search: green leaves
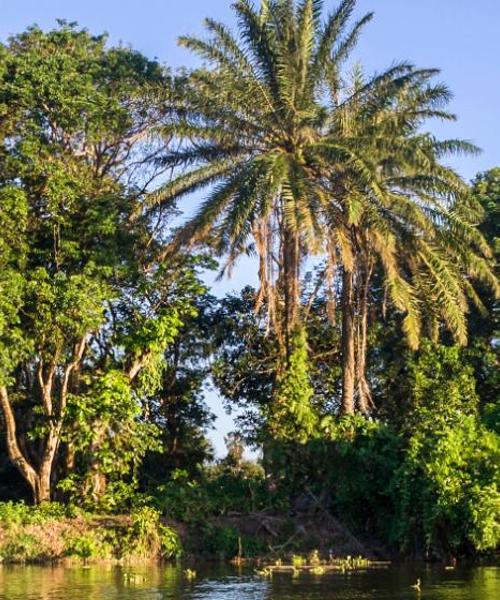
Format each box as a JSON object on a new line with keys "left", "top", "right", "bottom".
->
{"left": 26, "top": 266, "right": 110, "bottom": 345}
{"left": 393, "top": 341, "right": 500, "bottom": 554}
{"left": 270, "top": 327, "right": 317, "bottom": 442}
{"left": 0, "top": 23, "right": 203, "bottom": 503}
{"left": 0, "top": 187, "right": 30, "bottom": 385}
{"left": 63, "top": 370, "right": 161, "bottom": 504}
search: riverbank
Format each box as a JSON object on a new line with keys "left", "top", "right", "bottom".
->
{"left": 177, "top": 510, "right": 385, "bottom": 561}
{"left": 4, "top": 501, "right": 498, "bottom": 567}
{"left": 0, "top": 503, "right": 181, "bottom": 564}
{"left": 0, "top": 501, "right": 387, "bottom": 566}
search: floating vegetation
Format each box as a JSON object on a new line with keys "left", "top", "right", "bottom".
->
{"left": 255, "top": 552, "right": 390, "bottom": 579}
{"left": 184, "top": 569, "right": 197, "bottom": 580}
{"left": 291, "top": 555, "right": 306, "bottom": 567}
{"left": 122, "top": 572, "right": 147, "bottom": 583}
{"left": 255, "top": 567, "right": 273, "bottom": 578}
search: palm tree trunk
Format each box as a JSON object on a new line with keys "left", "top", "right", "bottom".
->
{"left": 283, "top": 224, "right": 301, "bottom": 360}
{"left": 341, "top": 267, "right": 356, "bottom": 415}
{"left": 356, "top": 260, "right": 373, "bottom": 414}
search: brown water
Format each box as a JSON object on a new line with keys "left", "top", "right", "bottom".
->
{"left": 0, "top": 564, "right": 499, "bottom": 599}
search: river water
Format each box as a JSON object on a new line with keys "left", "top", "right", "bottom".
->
{"left": 0, "top": 563, "right": 499, "bottom": 599}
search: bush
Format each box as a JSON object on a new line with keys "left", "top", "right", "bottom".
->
{"left": 121, "top": 507, "right": 182, "bottom": 560}
{"left": 265, "top": 416, "right": 401, "bottom": 539}
{"left": 198, "top": 524, "right": 239, "bottom": 558}
{"left": 64, "top": 532, "right": 110, "bottom": 561}
{"left": 153, "top": 470, "right": 209, "bottom": 522}
{"left": 392, "top": 343, "right": 500, "bottom": 557}
{"left": 394, "top": 412, "right": 500, "bottom": 556}
{"left": 0, "top": 502, "right": 81, "bottom": 562}
{"left": 159, "top": 525, "right": 183, "bottom": 560}
{"left": 0, "top": 502, "right": 182, "bottom": 563}
{"left": 203, "top": 462, "right": 270, "bottom": 515}
{"left": 1, "top": 534, "right": 40, "bottom": 562}
{"left": 153, "top": 464, "right": 272, "bottom": 523}
{"left": 0, "top": 501, "right": 72, "bottom": 527}
{"left": 0, "top": 501, "right": 31, "bottom": 526}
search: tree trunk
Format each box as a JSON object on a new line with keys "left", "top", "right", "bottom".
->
{"left": 1, "top": 385, "right": 66, "bottom": 503}
{"left": 282, "top": 225, "right": 300, "bottom": 360}
{"left": 89, "top": 423, "right": 107, "bottom": 501}
{"left": 1, "top": 340, "right": 85, "bottom": 504}
{"left": 356, "top": 260, "right": 374, "bottom": 415}
{"left": 0, "top": 386, "right": 52, "bottom": 503}
{"left": 1, "top": 386, "right": 38, "bottom": 491}
{"left": 341, "top": 268, "right": 356, "bottom": 415}
{"left": 34, "top": 468, "right": 52, "bottom": 504}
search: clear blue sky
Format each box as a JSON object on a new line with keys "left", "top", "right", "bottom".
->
{"left": 2, "top": 1, "right": 499, "bottom": 456}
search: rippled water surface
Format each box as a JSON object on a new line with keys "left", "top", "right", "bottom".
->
{"left": 0, "top": 564, "right": 499, "bottom": 599}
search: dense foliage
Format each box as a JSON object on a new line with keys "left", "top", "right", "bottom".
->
{"left": 0, "top": 1, "right": 498, "bottom": 563}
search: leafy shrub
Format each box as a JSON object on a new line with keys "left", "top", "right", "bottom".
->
{"left": 203, "top": 462, "right": 270, "bottom": 515}
{"left": 265, "top": 416, "right": 400, "bottom": 538}
{"left": 394, "top": 412, "right": 500, "bottom": 556}
{"left": 321, "top": 416, "right": 401, "bottom": 538}
{"left": 199, "top": 524, "right": 240, "bottom": 558}
{"left": 64, "top": 532, "right": 110, "bottom": 561}
{"left": 153, "top": 470, "right": 209, "bottom": 522}
{"left": 0, "top": 501, "right": 31, "bottom": 526}
{"left": 0, "top": 501, "right": 78, "bottom": 527}
{"left": 393, "top": 343, "right": 500, "bottom": 557}
{"left": 159, "top": 525, "right": 183, "bottom": 559}
{"left": 0, "top": 502, "right": 182, "bottom": 563}
{"left": 121, "top": 507, "right": 182, "bottom": 560}
{"left": 1, "top": 533, "right": 40, "bottom": 562}
{"left": 194, "top": 523, "right": 264, "bottom": 559}
{"left": 154, "top": 464, "right": 272, "bottom": 523}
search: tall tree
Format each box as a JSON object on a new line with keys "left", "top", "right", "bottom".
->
{"left": 146, "top": 0, "right": 459, "bottom": 432}
{"left": 140, "top": 284, "right": 217, "bottom": 488}
{"left": 149, "top": 0, "right": 497, "bottom": 420}
{"left": 319, "top": 67, "right": 498, "bottom": 414}
{"left": 148, "top": 0, "right": 380, "bottom": 352}
{"left": 0, "top": 23, "right": 179, "bottom": 503}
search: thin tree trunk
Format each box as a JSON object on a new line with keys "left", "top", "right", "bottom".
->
{"left": 65, "top": 442, "right": 76, "bottom": 472}
{"left": 356, "top": 260, "right": 374, "bottom": 414}
{"left": 0, "top": 386, "right": 40, "bottom": 499}
{"left": 282, "top": 225, "right": 300, "bottom": 360}
{"left": 341, "top": 268, "right": 356, "bottom": 415}
{"left": 89, "top": 423, "right": 107, "bottom": 501}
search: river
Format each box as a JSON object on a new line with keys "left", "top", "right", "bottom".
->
{"left": 0, "top": 563, "right": 498, "bottom": 599}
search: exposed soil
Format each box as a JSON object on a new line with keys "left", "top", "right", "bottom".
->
{"left": 167, "top": 510, "right": 390, "bottom": 560}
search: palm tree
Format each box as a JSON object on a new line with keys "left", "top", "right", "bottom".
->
{"left": 148, "top": 0, "right": 498, "bottom": 421}
{"left": 320, "top": 67, "right": 499, "bottom": 414}
{"left": 149, "top": 0, "right": 387, "bottom": 358}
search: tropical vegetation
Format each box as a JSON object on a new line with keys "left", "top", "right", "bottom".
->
{"left": 0, "top": 1, "right": 498, "bottom": 563}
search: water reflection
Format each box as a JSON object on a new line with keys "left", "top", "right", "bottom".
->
{"left": 0, "top": 564, "right": 498, "bottom": 599}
